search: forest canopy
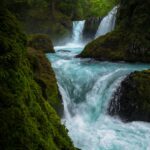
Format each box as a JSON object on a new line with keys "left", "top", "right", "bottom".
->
{"left": 0, "top": 0, "right": 118, "bottom": 43}
{"left": 3, "top": 0, "right": 118, "bottom": 19}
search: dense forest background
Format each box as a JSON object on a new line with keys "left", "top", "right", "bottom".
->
{"left": 2, "top": 0, "right": 118, "bottom": 43}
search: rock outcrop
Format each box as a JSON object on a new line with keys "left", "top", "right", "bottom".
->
{"left": 108, "top": 70, "right": 150, "bottom": 122}
{"left": 83, "top": 17, "right": 102, "bottom": 41}
{"left": 79, "top": 0, "right": 150, "bottom": 63}
{"left": 0, "top": 9, "right": 76, "bottom": 150}
{"left": 28, "top": 34, "right": 55, "bottom": 53}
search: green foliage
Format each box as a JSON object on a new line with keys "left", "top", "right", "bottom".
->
{"left": 83, "top": 0, "right": 118, "bottom": 17}
{"left": 1, "top": 0, "right": 118, "bottom": 43}
{"left": 27, "top": 47, "right": 64, "bottom": 116}
{"left": 0, "top": 9, "right": 76, "bottom": 150}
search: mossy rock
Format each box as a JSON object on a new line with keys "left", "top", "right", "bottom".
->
{"left": 27, "top": 47, "right": 63, "bottom": 116}
{"left": 108, "top": 70, "right": 150, "bottom": 122}
{"left": 79, "top": 31, "right": 126, "bottom": 61}
{"left": 0, "top": 9, "right": 76, "bottom": 150}
{"left": 79, "top": 0, "right": 150, "bottom": 63}
{"left": 28, "top": 34, "right": 55, "bottom": 53}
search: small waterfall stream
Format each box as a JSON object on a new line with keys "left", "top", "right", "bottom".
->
{"left": 72, "top": 20, "right": 85, "bottom": 43}
{"left": 95, "top": 6, "right": 118, "bottom": 38}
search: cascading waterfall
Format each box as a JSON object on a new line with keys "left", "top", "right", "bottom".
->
{"left": 48, "top": 6, "right": 150, "bottom": 150}
{"left": 95, "top": 6, "right": 118, "bottom": 38}
{"left": 54, "top": 21, "right": 85, "bottom": 50}
{"left": 47, "top": 45, "right": 150, "bottom": 150}
{"left": 72, "top": 20, "right": 85, "bottom": 43}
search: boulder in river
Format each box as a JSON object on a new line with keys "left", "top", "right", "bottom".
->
{"left": 108, "top": 70, "right": 150, "bottom": 122}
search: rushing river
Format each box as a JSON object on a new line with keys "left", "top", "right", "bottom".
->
{"left": 47, "top": 45, "right": 150, "bottom": 150}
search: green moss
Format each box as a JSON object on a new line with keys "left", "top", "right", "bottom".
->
{"left": 109, "top": 70, "right": 150, "bottom": 122}
{"left": 0, "top": 9, "right": 76, "bottom": 150}
{"left": 6, "top": 0, "right": 73, "bottom": 43}
{"left": 5, "top": 0, "right": 118, "bottom": 43}
{"left": 80, "top": 0, "right": 150, "bottom": 63}
{"left": 27, "top": 47, "right": 63, "bottom": 116}
{"left": 79, "top": 31, "right": 126, "bottom": 61}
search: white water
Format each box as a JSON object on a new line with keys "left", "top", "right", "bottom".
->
{"left": 72, "top": 21, "right": 85, "bottom": 43}
{"left": 95, "top": 6, "right": 118, "bottom": 38}
{"left": 47, "top": 8, "right": 150, "bottom": 150}
{"left": 47, "top": 46, "right": 150, "bottom": 150}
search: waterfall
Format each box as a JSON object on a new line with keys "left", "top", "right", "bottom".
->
{"left": 49, "top": 7, "right": 150, "bottom": 149}
{"left": 72, "top": 21, "right": 85, "bottom": 43}
{"left": 48, "top": 48, "right": 150, "bottom": 150}
{"left": 95, "top": 6, "right": 118, "bottom": 38}
{"left": 48, "top": 44, "right": 150, "bottom": 150}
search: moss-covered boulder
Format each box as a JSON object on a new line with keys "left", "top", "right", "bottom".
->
{"left": 27, "top": 47, "right": 63, "bottom": 116}
{"left": 79, "top": 31, "right": 126, "bottom": 61}
{"left": 28, "top": 34, "right": 55, "bottom": 53}
{"left": 108, "top": 70, "right": 150, "bottom": 122}
{"left": 79, "top": 0, "right": 150, "bottom": 63}
{"left": 0, "top": 9, "right": 76, "bottom": 150}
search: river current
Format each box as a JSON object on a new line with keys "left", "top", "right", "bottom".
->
{"left": 47, "top": 45, "right": 150, "bottom": 150}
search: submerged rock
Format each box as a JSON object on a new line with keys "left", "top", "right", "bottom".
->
{"left": 57, "top": 49, "right": 71, "bottom": 53}
{"left": 108, "top": 70, "right": 150, "bottom": 122}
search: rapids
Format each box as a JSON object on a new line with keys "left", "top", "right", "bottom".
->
{"left": 47, "top": 11, "right": 150, "bottom": 150}
{"left": 47, "top": 45, "right": 150, "bottom": 150}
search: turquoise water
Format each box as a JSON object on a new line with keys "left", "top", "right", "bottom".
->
{"left": 47, "top": 45, "right": 150, "bottom": 150}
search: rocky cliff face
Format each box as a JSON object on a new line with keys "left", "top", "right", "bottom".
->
{"left": 83, "top": 17, "right": 102, "bottom": 41}
{"left": 0, "top": 9, "right": 76, "bottom": 150}
{"left": 79, "top": 0, "right": 150, "bottom": 62}
{"left": 27, "top": 34, "right": 63, "bottom": 116}
{"left": 108, "top": 70, "right": 150, "bottom": 122}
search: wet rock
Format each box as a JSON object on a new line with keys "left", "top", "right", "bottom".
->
{"left": 108, "top": 70, "right": 150, "bottom": 122}
{"left": 83, "top": 17, "right": 102, "bottom": 41}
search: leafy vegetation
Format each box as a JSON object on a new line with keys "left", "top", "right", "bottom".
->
{"left": 2, "top": 0, "right": 118, "bottom": 43}
{"left": 84, "top": 0, "right": 118, "bottom": 17}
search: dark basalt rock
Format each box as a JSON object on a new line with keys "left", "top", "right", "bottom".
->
{"left": 83, "top": 17, "right": 102, "bottom": 41}
{"left": 108, "top": 70, "right": 150, "bottom": 122}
